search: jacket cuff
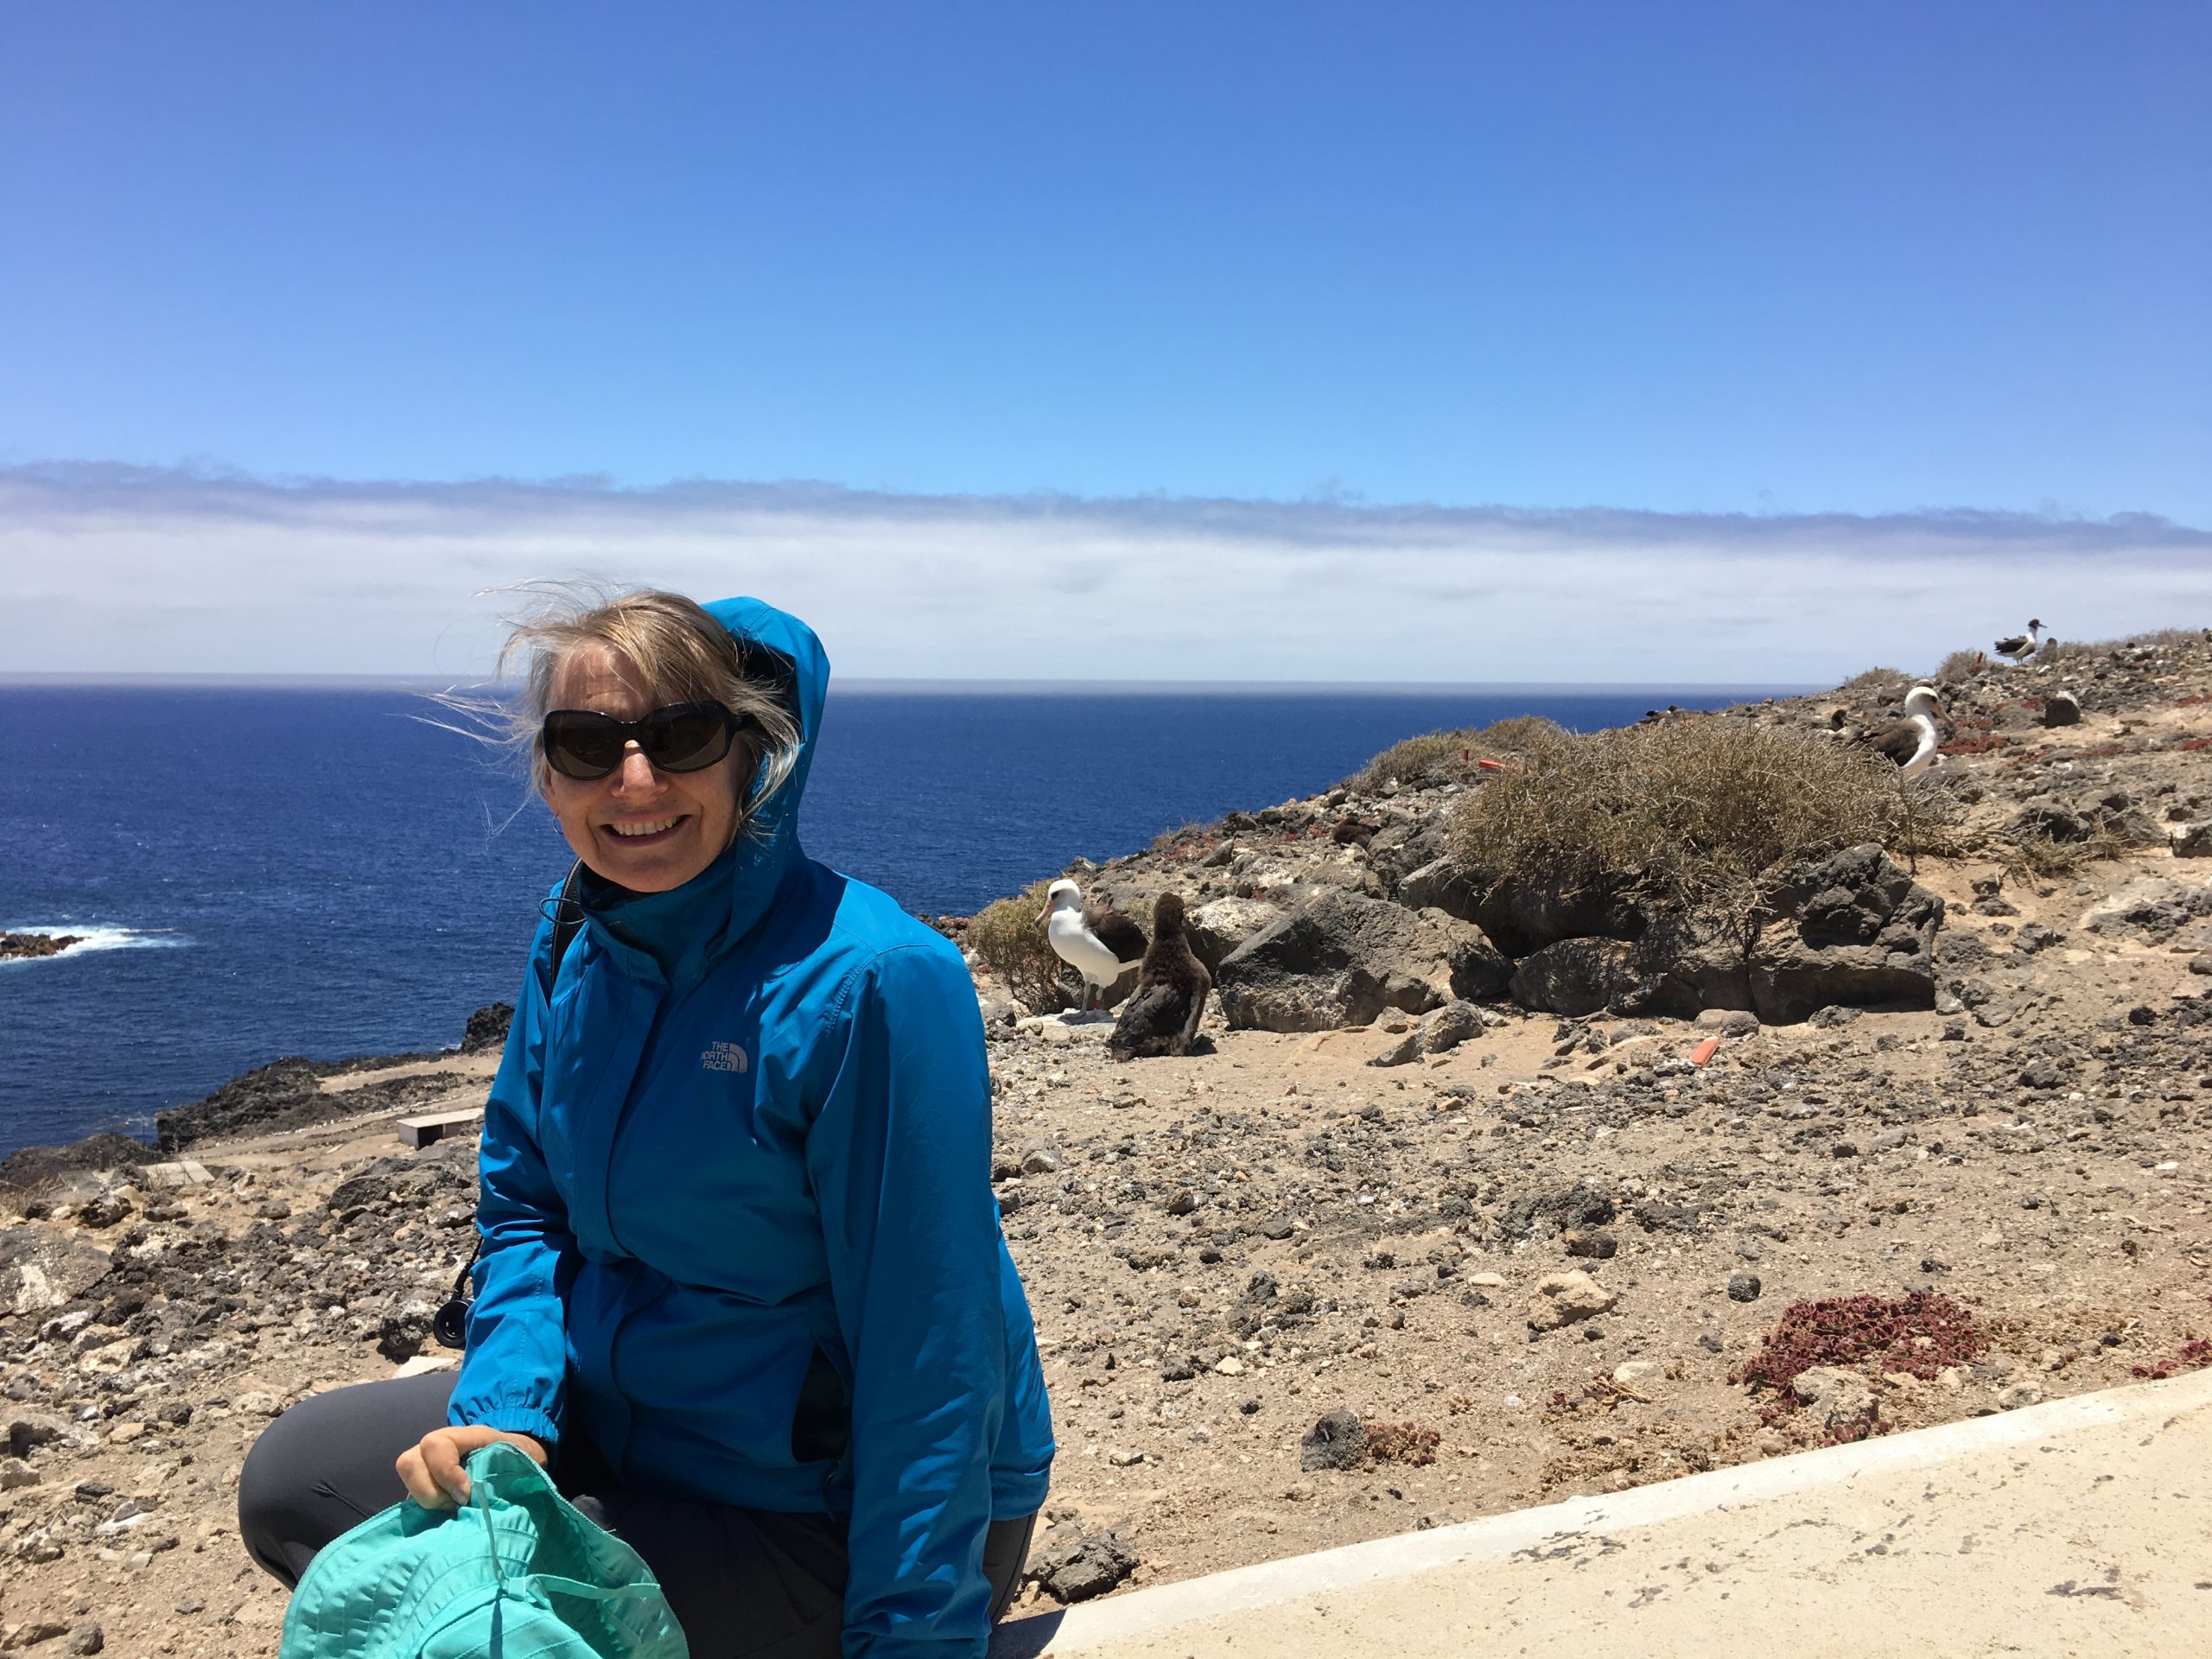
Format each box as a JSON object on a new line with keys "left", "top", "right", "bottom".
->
{"left": 451, "top": 1401, "right": 561, "bottom": 1447}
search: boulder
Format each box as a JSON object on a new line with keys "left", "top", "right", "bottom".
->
{"left": 2174, "top": 823, "right": 2212, "bottom": 859}
{"left": 1395, "top": 856, "right": 1484, "bottom": 922}
{"left": 0, "top": 1224, "right": 112, "bottom": 1317}
{"left": 1474, "top": 875, "right": 1642, "bottom": 958}
{"left": 1744, "top": 843, "right": 1944, "bottom": 1024}
{"left": 1215, "top": 890, "right": 1510, "bottom": 1033}
{"left": 2010, "top": 791, "right": 2159, "bottom": 849}
{"left": 1367, "top": 819, "right": 1452, "bottom": 893}
{"left": 1184, "top": 896, "right": 1281, "bottom": 973}
{"left": 1416, "top": 1000, "right": 1484, "bottom": 1055}
{"left": 1509, "top": 938, "right": 1645, "bottom": 1018}
{"left": 1502, "top": 849, "right": 1942, "bottom": 1023}
{"left": 2039, "top": 690, "right": 2082, "bottom": 727}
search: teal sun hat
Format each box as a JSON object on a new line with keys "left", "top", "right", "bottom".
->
{"left": 279, "top": 1441, "right": 689, "bottom": 1659}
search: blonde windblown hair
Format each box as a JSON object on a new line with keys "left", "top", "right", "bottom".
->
{"left": 441, "top": 584, "right": 804, "bottom": 827}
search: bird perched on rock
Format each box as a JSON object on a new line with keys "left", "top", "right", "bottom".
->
{"left": 1993, "top": 619, "right": 2047, "bottom": 664}
{"left": 1039, "top": 879, "right": 1147, "bottom": 1012}
{"left": 1109, "top": 893, "right": 1212, "bottom": 1058}
{"left": 1859, "top": 684, "right": 1944, "bottom": 774}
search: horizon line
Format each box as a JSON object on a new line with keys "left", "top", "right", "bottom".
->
{"left": 0, "top": 671, "right": 1827, "bottom": 696}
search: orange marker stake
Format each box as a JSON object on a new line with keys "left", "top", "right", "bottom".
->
{"left": 1690, "top": 1036, "right": 1722, "bottom": 1067}
{"left": 1477, "top": 758, "right": 1506, "bottom": 772}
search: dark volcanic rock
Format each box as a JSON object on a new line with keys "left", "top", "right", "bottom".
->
{"left": 1215, "top": 890, "right": 1510, "bottom": 1032}
{"left": 1474, "top": 875, "right": 1642, "bottom": 959}
{"left": 1510, "top": 938, "right": 1644, "bottom": 1019}
{"left": 326, "top": 1148, "right": 477, "bottom": 1218}
{"left": 1300, "top": 1408, "right": 1369, "bottom": 1471}
{"left": 160, "top": 1060, "right": 475, "bottom": 1150}
{"left": 155, "top": 1057, "right": 328, "bottom": 1151}
{"left": 1501, "top": 845, "right": 1943, "bottom": 1024}
{"left": 1032, "top": 1526, "right": 1139, "bottom": 1603}
{"left": 1395, "top": 856, "right": 1484, "bottom": 922}
{"left": 0, "top": 931, "right": 85, "bottom": 961}
{"left": 1745, "top": 844, "right": 1945, "bottom": 1024}
{"left": 461, "top": 1004, "right": 515, "bottom": 1054}
{"left": 1495, "top": 1181, "right": 1616, "bottom": 1242}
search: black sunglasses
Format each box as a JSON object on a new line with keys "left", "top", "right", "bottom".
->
{"left": 540, "top": 701, "right": 744, "bottom": 781}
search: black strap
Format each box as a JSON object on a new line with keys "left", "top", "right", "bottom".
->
{"left": 434, "top": 863, "right": 589, "bottom": 1352}
{"left": 543, "top": 861, "right": 588, "bottom": 997}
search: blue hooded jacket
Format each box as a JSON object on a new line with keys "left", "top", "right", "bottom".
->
{"left": 448, "top": 597, "right": 1056, "bottom": 1658}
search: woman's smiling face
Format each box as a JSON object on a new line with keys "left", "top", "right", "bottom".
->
{"left": 539, "top": 644, "right": 748, "bottom": 893}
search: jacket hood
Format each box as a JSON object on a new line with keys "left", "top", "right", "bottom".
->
{"left": 704, "top": 594, "right": 830, "bottom": 849}
{"left": 580, "top": 596, "right": 830, "bottom": 984}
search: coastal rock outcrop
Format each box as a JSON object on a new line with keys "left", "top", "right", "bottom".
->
{"left": 1214, "top": 890, "right": 1510, "bottom": 1032}
{"left": 0, "top": 932, "right": 84, "bottom": 962}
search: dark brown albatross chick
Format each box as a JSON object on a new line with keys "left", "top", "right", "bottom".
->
{"left": 1109, "top": 893, "right": 1212, "bottom": 1058}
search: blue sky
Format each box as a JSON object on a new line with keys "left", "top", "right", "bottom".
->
{"left": 2, "top": 5, "right": 2207, "bottom": 677}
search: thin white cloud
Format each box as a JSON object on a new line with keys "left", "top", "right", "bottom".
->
{"left": 2, "top": 462, "right": 2205, "bottom": 683}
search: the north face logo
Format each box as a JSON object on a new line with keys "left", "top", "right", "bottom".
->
{"left": 702, "top": 1041, "right": 750, "bottom": 1074}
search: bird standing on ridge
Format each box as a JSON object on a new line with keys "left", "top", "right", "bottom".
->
{"left": 1993, "top": 620, "right": 2048, "bottom": 664}
{"left": 1109, "top": 893, "right": 1213, "bottom": 1058}
{"left": 1859, "top": 685, "right": 1945, "bottom": 775}
{"left": 1039, "top": 879, "right": 1148, "bottom": 1012}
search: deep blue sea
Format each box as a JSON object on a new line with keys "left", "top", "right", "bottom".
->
{"left": 0, "top": 683, "right": 1787, "bottom": 1155}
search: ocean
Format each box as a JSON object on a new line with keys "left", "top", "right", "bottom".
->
{"left": 0, "top": 682, "right": 1789, "bottom": 1156}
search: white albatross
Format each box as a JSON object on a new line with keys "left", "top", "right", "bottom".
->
{"left": 1860, "top": 684, "right": 1944, "bottom": 776}
{"left": 1039, "top": 879, "right": 1148, "bottom": 1012}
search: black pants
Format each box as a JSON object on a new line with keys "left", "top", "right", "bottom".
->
{"left": 237, "top": 1372, "right": 1035, "bottom": 1659}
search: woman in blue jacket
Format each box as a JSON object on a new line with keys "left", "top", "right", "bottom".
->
{"left": 239, "top": 590, "right": 1056, "bottom": 1658}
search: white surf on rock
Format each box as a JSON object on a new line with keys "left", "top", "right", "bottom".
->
{"left": 0, "top": 925, "right": 189, "bottom": 964}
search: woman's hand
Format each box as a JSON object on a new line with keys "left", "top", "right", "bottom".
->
{"left": 395, "top": 1425, "right": 548, "bottom": 1510}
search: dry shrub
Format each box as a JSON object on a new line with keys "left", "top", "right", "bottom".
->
{"left": 967, "top": 880, "right": 1069, "bottom": 1011}
{"left": 2001, "top": 827, "right": 2120, "bottom": 880}
{"left": 1451, "top": 716, "right": 1907, "bottom": 919}
{"left": 1890, "top": 771, "right": 1972, "bottom": 864}
{"left": 1934, "top": 648, "right": 1986, "bottom": 681}
{"left": 1838, "top": 665, "right": 1911, "bottom": 698}
{"left": 1351, "top": 728, "right": 1484, "bottom": 793}
{"left": 1351, "top": 715, "right": 1567, "bottom": 793}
